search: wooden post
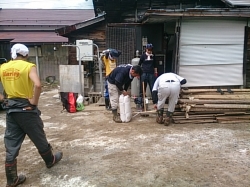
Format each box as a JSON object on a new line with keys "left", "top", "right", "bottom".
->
{"left": 142, "top": 82, "right": 146, "bottom": 112}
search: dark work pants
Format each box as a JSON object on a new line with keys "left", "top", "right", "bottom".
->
{"left": 140, "top": 73, "right": 155, "bottom": 97}
{"left": 4, "top": 111, "right": 49, "bottom": 163}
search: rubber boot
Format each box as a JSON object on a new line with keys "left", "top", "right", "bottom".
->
{"left": 112, "top": 109, "right": 122, "bottom": 123}
{"left": 39, "top": 144, "right": 63, "bottom": 169}
{"left": 105, "top": 98, "right": 111, "bottom": 111}
{"left": 164, "top": 111, "right": 173, "bottom": 126}
{"left": 5, "top": 159, "right": 26, "bottom": 187}
{"left": 156, "top": 109, "right": 164, "bottom": 124}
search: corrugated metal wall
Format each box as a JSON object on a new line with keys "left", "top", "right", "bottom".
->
{"left": 93, "top": 27, "right": 136, "bottom": 94}
{"left": 106, "top": 27, "right": 136, "bottom": 65}
{"left": 28, "top": 44, "right": 68, "bottom": 82}
{"left": 179, "top": 19, "right": 246, "bottom": 87}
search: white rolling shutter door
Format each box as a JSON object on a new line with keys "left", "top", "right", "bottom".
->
{"left": 222, "top": 0, "right": 250, "bottom": 6}
{"left": 179, "top": 19, "right": 246, "bottom": 87}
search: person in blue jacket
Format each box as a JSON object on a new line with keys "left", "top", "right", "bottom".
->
{"left": 107, "top": 64, "right": 142, "bottom": 123}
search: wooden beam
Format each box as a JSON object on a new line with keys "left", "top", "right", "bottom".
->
{"left": 178, "top": 99, "right": 250, "bottom": 104}
{"left": 219, "top": 120, "right": 250, "bottom": 124}
{"left": 181, "top": 89, "right": 250, "bottom": 94}
{"left": 181, "top": 95, "right": 250, "bottom": 100}
{"left": 174, "top": 119, "right": 217, "bottom": 124}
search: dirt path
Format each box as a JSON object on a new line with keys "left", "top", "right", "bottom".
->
{"left": 0, "top": 89, "right": 249, "bottom": 187}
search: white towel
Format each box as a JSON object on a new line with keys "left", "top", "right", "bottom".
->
{"left": 146, "top": 52, "right": 153, "bottom": 60}
{"left": 11, "top": 43, "right": 29, "bottom": 59}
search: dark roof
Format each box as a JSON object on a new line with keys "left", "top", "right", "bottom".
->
{"left": 0, "top": 9, "right": 95, "bottom": 43}
{"left": 0, "top": 31, "right": 68, "bottom": 43}
{"left": 56, "top": 13, "right": 106, "bottom": 36}
{"left": 93, "top": 0, "right": 249, "bottom": 23}
{"left": 141, "top": 8, "right": 250, "bottom": 23}
{"left": 0, "top": 9, "right": 95, "bottom": 26}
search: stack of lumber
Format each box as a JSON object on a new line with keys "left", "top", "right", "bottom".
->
{"left": 173, "top": 89, "right": 250, "bottom": 124}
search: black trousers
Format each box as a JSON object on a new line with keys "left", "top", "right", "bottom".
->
{"left": 140, "top": 73, "right": 155, "bottom": 97}
{"left": 4, "top": 111, "right": 49, "bottom": 163}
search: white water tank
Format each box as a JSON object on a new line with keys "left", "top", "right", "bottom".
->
{"left": 131, "top": 56, "right": 140, "bottom": 97}
{"left": 76, "top": 39, "right": 93, "bottom": 61}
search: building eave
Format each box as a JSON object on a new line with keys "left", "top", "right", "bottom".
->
{"left": 55, "top": 14, "right": 106, "bottom": 36}
{"left": 140, "top": 8, "right": 250, "bottom": 23}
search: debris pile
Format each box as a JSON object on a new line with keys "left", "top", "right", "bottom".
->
{"left": 173, "top": 89, "right": 250, "bottom": 124}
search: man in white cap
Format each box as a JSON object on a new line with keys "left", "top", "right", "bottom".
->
{"left": 0, "top": 43, "right": 63, "bottom": 187}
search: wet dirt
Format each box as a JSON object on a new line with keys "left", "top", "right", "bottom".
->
{"left": 0, "top": 88, "right": 249, "bottom": 187}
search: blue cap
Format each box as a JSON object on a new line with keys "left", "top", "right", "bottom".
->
{"left": 110, "top": 49, "right": 121, "bottom": 59}
{"left": 146, "top": 43, "right": 153, "bottom": 49}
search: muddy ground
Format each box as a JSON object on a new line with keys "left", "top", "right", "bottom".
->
{"left": 0, "top": 88, "right": 249, "bottom": 187}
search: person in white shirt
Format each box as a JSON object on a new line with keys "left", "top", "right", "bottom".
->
{"left": 152, "top": 72, "right": 187, "bottom": 126}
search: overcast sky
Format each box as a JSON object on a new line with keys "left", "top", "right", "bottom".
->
{"left": 0, "top": 0, "right": 93, "bottom": 9}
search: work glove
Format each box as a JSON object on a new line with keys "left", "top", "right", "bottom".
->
{"left": 154, "top": 72, "right": 158, "bottom": 77}
{"left": 122, "top": 90, "right": 130, "bottom": 96}
{"left": 153, "top": 104, "right": 157, "bottom": 110}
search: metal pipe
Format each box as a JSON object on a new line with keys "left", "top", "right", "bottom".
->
{"left": 35, "top": 46, "right": 40, "bottom": 78}
{"left": 81, "top": 43, "right": 103, "bottom": 97}
{"left": 92, "top": 43, "right": 103, "bottom": 97}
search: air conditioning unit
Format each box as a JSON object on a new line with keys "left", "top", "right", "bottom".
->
{"left": 76, "top": 39, "right": 93, "bottom": 61}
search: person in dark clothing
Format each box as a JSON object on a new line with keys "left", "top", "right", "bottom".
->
{"left": 138, "top": 43, "right": 158, "bottom": 98}
{"left": 107, "top": 64, "right": 143, "bottom": 123}
{"left": 0, "top": 43, "right": 63, "bottom": 187}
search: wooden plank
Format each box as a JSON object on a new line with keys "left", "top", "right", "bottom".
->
{"left": 174, "top": 112, "right": 249, "bottom": 120}
{"left": 178, "top": 99, "right": 250, "bottom": 104}
{"left": 174, "top": 114, "right": 218, "bottom": 118}
{"left": 181, "top": 92, "right": 250, "bottom": 96}
{"left": 224, "top": 112, "right": 250, "bottom": 115}
{"left": 181, "top": 95, "right": 250, "bottom": 100}
{"left": 174, "top": 119, "right": 217, "bottom": 124}
{"left": 219, "top": 120, "right": 250, "bottom": 124}
{"left": 173, "top": 112, "right": 186, "bottom": 116}
{"left": 179, "top": 104, "right": 250, "bottom": 109}
{"left": 217, "top": 115, "right": 250, "bottom": 120}
{"left": 204, "top": 104, "right": 250, "bottom": 109}
{"left": 174, "top": 116, "right": 215, "bottom": 120}
{"left": 181, "top": 89, "right": 250, "bottom": 93}
{"left": 182, "top": 108, "right": 250, "bottom": 112}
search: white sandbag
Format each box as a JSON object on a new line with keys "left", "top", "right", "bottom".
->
{"left": 119, "top": 94, "right": 132, "bottom": 122}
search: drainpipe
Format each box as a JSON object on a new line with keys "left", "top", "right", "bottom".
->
{"left": 35, "top": 46, "right": 40, "bottom": 78}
